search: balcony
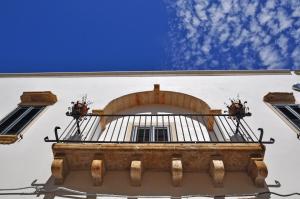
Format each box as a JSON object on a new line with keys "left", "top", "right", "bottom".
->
{"left": 45, "top": 112, "right": 274, "bottom": 188}
{"left": 44, "top": 85, "right": 274, "bottom": 188}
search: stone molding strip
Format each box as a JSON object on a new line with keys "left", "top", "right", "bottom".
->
{"left": 263, "top": 92, "right": 295, "bottom": 104}
{"left": 0, "top": 135, "right": 18, "bottom": 144}
{"left": 20, "top": 91, "right": 57, "bottom": 106}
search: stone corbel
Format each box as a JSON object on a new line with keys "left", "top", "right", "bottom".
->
{"left": 248, "top": 158, "right": 268, "bottom": 187}
{"left": 91, "top": 154, "right": 105, "bottom": 186}
{"left": 209, "top": 156, "right": 225, "bottom": 187}
{"left": 130, "top": 160, "right": 143, "bottom": 186}
{"left": 51, "top": 154, "right": 69, "bottom": 184}
{"left": 171, "top": 157, "right": 183, "bottom": 187}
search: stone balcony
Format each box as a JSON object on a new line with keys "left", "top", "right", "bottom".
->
{"left": 50, "top": 142, "right": 269, "bottom": 188}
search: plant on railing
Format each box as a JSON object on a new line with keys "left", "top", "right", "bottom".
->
{"left": 225, "top": 98, "right": 251, "bottom": 135}
{"left": 66, "top": 95, "right": 91, "bottom": 119}
{"left": 66, "top": 95, "right": 92, "bottom": 134}
{"left": 226, "top": 99, "right": 251, "bottom": 120}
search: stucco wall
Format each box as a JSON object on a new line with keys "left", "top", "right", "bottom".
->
{"left": 0, "top": 73, "right": 300, "bottom": 198}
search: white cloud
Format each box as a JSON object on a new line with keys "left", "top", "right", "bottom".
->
{"left": 220, "top": 0, "right": 232, "bottom": 13}
{"left": 249, "top": 18, "right": 262, "bottom": 33}
{"left": 245, "top": 2, "right": 258, "bottom": 16}
{"left": 267, "top": 20, "right": 280, "bottom": 35}
{"left": 166, "top": 0, "right": 300, "bottom": 69}
{"left": 219, "top": 30, "right": 230, "bottom": 43}
{"left": 201, "top": 37, "right": 212, "bottom": 54}
{"left": 233, "top": 29, "right": 249, "bottom": 47}
{"left": 266, "top": 0, "right": 277, "bottom": 10}
{"left": 259, "top": 46, "right": 283, "bottom": 68}
{"left": 194, "top": 0, "right": 209, "bottom": 10}
{"left": 277, "top": 35, "right": 289, "bottom": 55}
{"left": 209, "top": 4, "right": 225, "bottom": 25}
{"left": 292, "top": 47, "right": 300, "bottom": 68}
{"left": 277, "top": 9, "right": 294, "bottom": 32}
{"left": 192, "top": 16, "right": 200, "bottom": 27}
{"left": 292, "top": 7, "right": 300, "bottom": 17}
{"left": 258, "top": 10, "right": 274, "bottom": 25}
{"left": 194, "top": 5, "right": 208, "bottom": 21}
{"left": 263, "top": 35, "right": 272, "bottom": 44}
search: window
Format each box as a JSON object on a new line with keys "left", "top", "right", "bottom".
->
{"left": 0, "top": 106, "right": 45, "bottom": 135}
{"left": 131, "top": 126, "right": 170, "bottom": 142}
{"left": 273, "top": 104, "right": 300, "bottom": 130}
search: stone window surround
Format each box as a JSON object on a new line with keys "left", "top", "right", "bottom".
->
{"left": 263, "top": 92, "right": 300, "bottom": 136}
{"left": 0, "top": 91, "right": 57, "bottom": 144}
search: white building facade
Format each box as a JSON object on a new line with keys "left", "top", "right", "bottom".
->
{"left": 0, "top": 70, "right": 300, "bottom": 198}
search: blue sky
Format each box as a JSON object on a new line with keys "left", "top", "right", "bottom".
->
{"left": 0, "top": 0, "right": 299, "bottom": 72}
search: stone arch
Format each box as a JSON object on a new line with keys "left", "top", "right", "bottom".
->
{"left": 93, "top": 85, "right": 220, "bottom": 132}
{"left": 93, "top": 84, "right": 213, "bottom": 115}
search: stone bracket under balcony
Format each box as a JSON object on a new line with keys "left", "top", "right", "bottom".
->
{"left": 51, "top": 143, "right": 267, "bottom": 188}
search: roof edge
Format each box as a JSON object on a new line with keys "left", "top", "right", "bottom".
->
{"left": 0, "top": 69, "right": 293, "bottom": 78}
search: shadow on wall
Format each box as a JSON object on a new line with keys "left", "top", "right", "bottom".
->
{"left": 41, "top": 171, "right": 272, "bottom": 199}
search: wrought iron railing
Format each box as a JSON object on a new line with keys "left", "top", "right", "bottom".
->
{"left": 44, "top": 113, "right": 274, "bottom": 144}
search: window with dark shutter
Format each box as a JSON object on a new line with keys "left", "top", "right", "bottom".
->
{"left": 132, "top": 126, "right": 170, "bottom": 142}
{"left": 136, "top": 127, "right": 151, "bottom": 142}
{"left": 273, "top": 104, "right": 300, "bottom": 130}
{"left": 154, "top": 127, "right": 169, "bottom": 142}
{"left": 0, "top": 106, "right": 45, "bottom": 136}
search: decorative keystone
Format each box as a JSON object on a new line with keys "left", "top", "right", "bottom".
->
{"left": 154, "top": 84, "right": 160, "bottom": 93}
{"left": 248, "top": 158, "right": 268, "bottom": 187}
{"left": 130, "top": 160, "right": 143, "bottom": 186}
{"left": 171, "top": 158, "right": 183, "bottom": 187}
{"left": 209, "top": 159, "right": 225, "bottom": 187}
{"left": 51, "top": 154, "right": 69, "bottom": 184}
{"left": 91, "top": 159, "right": 105, "bottom": 186}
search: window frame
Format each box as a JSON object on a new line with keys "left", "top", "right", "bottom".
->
{"left": 0, "top": 105, "right": 45, "bottom": 136}
{"left": 273, "top": 104, "right": 300, "bottom": 131}
{"left": 131, "top": 126, "right": 171, "bottom": 142}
